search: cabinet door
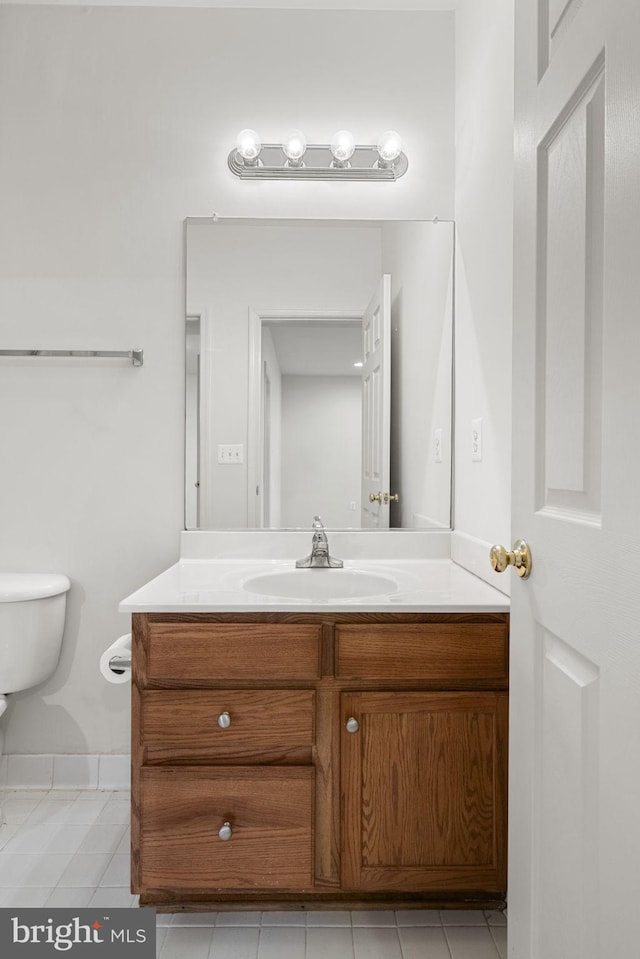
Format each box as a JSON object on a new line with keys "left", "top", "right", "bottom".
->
{"left": 341, "top": 692, "right": 507, "bottom": 893}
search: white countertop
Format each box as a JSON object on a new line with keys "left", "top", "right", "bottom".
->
{"left": 119, "top": 558, "right": 509, "bottom": 614}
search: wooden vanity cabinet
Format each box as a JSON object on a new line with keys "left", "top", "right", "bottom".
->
{"left": 131, "top": 612, "right": 508, "bottom": 910}
{"left": 341, "top": 690, "right": 507, "bottom": 893}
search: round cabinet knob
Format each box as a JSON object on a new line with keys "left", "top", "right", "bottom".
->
{"left": 345, "top": 717, "right": 360, "bottom": 734}
{"left": 489, "top": 540, "right": 532, "bottom": 579}
{"left": 218, "top": 822, "right": 233, "bottom": 841}
{"left": 217, "top": 711, "right": 231, "bottom": 729}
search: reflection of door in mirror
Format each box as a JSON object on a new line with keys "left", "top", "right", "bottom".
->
{"left": 185, "top": 306, "right": 218, "bottom": 528}
{"left": 361, "top": 276, "right": 391, "bottom": 529}
{"left": 185, "top": 219, "right": 454, "bottom": 531}
{"left": 261, "top": 360, "right": 271, "bottom": 528}
{"left": 185, "top": 316, "right": 201, "bottom": 528}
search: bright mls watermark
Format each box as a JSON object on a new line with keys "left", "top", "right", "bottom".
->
{"left": 0, "top": 909, "right": 156, "bottom": 957}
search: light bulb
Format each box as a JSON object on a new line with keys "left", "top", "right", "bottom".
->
{"left": 236, "top": 129, "right": 262, "bottom": 164}
{"left": 376, "top": 130, "right": 403, "bottom": 167}
{"left": 330, "top": 130, "right": 356, "bottom": 167}
{"left": 282, "top": 129, "right": 307, "bottom": 166}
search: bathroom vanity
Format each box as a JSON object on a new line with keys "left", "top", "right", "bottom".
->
{"left": 121, "top": 542, "right": 509, "bottom": 911}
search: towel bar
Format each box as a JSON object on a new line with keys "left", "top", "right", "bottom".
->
{"left": 0, "top": 349, "right": 143, "bottom": 366}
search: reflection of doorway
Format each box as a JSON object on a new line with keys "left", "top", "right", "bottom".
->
{"left": 360, "top": 275, "right": 392, "bottom": 529}
{"left": 248, "top": 310, "right": 364, "bottom": 528}
{"left": 185, "top": 314, "right": 202, "bottom": 528}
{"left": 261, "top": 361, "right": 271, "bottom": 528}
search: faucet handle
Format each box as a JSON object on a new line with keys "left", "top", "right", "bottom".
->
{"left": 313, "top": 515, "right": 324, "bottom": 528}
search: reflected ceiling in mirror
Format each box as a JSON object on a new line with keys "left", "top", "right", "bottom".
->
{"left": 185, "top": 218, "right": 453, "bottom": 531}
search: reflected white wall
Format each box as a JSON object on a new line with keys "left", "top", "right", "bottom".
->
{"left": 382, "top": 221, "right": 453, "bottom": 529}
{"left": 281, "top": 375, "right": 362, "bottom": 529}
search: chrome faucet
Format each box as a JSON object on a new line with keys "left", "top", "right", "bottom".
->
{"left": 296, "top": 516, "right": 343, "bottom": 568}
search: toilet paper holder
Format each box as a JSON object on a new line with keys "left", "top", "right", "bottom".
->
{"left": 109, "top": 654, "right": 131, "bottom": 672}
{"left": 100, "top": 633, "right": 132, "bottom": 684}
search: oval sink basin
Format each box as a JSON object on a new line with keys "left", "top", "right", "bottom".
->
{"left": 242, "top": 569, "right": 399, "bottom": 601}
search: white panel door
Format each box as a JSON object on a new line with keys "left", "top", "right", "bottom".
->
{"left": 510, "top": 1, "right": 640, "bottom": 957}
{"left": 361, "top": 275, "right": 391, "bottom": 528}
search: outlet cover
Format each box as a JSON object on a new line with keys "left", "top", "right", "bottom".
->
{"left": 472, "top": 418, "right": 483, "bottom": 462}
{"left": 434, "top": 428, "right": 443, "bottom": 463}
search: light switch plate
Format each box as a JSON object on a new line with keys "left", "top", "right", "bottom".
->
{"left": 217, "top": 444, "right": 244, "bottom": 464}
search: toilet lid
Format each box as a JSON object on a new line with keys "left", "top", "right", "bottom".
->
{"left": 0, "top": 573, "right": 71, "bottom": 601}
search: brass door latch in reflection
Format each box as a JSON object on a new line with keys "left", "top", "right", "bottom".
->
{"left": 489, "top": 540, "right": 532, "bottom": 578}
{"left": 369, "top": 492, "right": 399, "bottom": 505}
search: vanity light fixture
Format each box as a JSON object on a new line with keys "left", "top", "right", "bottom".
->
{"left": 228, "top": 129, "right": 408, "bottom": 180}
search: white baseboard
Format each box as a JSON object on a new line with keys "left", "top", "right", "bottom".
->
{"left": 1, "top": 754, "right": 130, "bottom": 791}
{"left": 452, "top": 530, "right": 511, "bottom": 597}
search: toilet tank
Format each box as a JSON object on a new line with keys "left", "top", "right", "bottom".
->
{"left": 0, "top": 574, "right": 71, "bottom": 694}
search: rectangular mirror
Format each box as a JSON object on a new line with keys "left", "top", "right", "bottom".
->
{"left": 185, "top": 218, "right": 453, "bottom": 531}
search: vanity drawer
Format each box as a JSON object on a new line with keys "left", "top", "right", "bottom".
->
{"left": 145, "top": 622, "right": 322, "bottom": 682}
{"left": 138, "top": 766, "right": 314, "bottom": 890}
{"left": 335, "top": 623, "right": 508, "bottom": 685}
{"left": 140, "top": 689, "right": 315, "bottom": 762}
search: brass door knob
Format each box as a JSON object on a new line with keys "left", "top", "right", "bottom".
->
{"left": 369, "top": 492, "right": 399, "bottom": 504}
{"left": 489, "top": 540, "right": 532, "bottom": 579}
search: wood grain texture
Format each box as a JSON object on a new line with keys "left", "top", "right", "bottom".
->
{"left": 141, "top": 689, "right": 314, "bottom": 756}
{"left": 139, "top": 893, "right": 506, "bottom": 909}
{"left": 313, "top": 688, "right": 341, "bottom": 889}
{"left": 131, "top": 612, "right": 509, "bottom": 905}
{"left": 140, "top": 612, "right": 508, "bottom": 627}
{"left": 140, "top": 766, "right": 314, "bottom": 890}
{"left": 130, "top": 681, "right": 142, "bottom": 891}
{"left": 336, "top": 624, "right": 508, "bottom": 684}
{"left": 341, "top": 691, "right": 508, "bottom": 892}
{"left": 146, "top": 622, "right": 321, "bottom": 682}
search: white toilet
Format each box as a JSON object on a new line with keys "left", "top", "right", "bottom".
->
{"left": 0, "top": 573, "right": 71, "bottom": 803}
{"left": 0, "top": 572, "right": 71, "bottom": 713}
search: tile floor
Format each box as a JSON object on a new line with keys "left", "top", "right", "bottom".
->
{"left": 0, "top": 789, "right": 507, "bottom": 959}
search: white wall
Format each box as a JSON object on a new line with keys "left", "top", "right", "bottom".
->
{"left": 382, "top": 220, "right": 453, "bottom": 529}
{"left": 0, "top": 6, "right": 454, "bottom": 755}
{"left": 281, "top": 375, "right": 362, "bottom": 528}
{"left": 453, "top": 0, "right": 514, "bottom": 567}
